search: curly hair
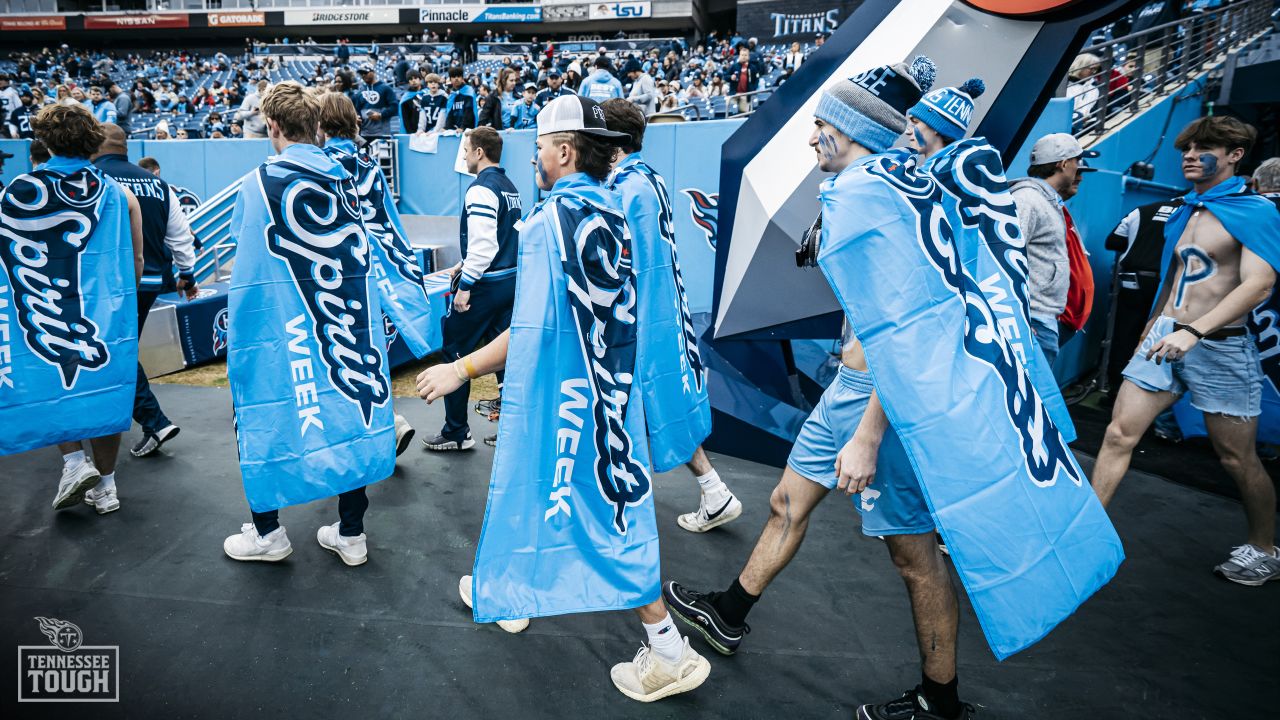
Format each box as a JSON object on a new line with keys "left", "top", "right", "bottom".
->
{"left": 31, "top": 103, "right": 104, "bottom": 159}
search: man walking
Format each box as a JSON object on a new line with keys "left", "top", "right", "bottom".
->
{"left": 423, "top": 127, "right": 520, "bottom": 451}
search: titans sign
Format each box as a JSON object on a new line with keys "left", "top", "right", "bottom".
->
{"left": 259, "top": 162, "right": 389, "bottom": 425}
{"left": 0, "top": 167, "right": 110, "bottom": 389}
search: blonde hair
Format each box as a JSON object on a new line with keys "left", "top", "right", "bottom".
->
{"left": 261, "top": 81, "right": 319, "bottom": 143}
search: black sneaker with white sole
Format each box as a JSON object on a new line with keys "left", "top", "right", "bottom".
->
{"left": 484, "top": 434, "right": 497, "bottom": 447}
{"left": 131, "top": 424, "right": 180, "bottom": 458}
{"left": 422, "top": 432, "right": 476, "bottom": 451}
{"left": 857, "top": 687, "right": 975, "bottom": 720}
{"left": 662, "top": 580, "right": 749, "bottom": 656}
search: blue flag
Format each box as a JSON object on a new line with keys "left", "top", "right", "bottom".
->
{"left": 924, "top": 140, "right": 1075, "bottom": 441}
{"left": 817, "top": 154, "right": 1123, "bottom": 660}
{"left": 323, "top": 138, "right": 435, "bottom": 358}
{"left": 227, "top": 144, "right": 395, "bottom": 513}
{"left": 611, "top": 154, "right": 711, "bottom": 473}
{"left": 472, "top": 173, "right": 658, "bottom": 622}
{"left": 0, "top": 157, "right": 136, "bottom": 456}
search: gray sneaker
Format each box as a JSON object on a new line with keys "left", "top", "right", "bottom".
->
{"left": 1214, "top": 544, "right": 1280, "bottom": 586}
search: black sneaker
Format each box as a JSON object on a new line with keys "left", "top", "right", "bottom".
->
{"left": 662, "top": 580, "right": 749, "bottom": 656}
{"left": 131, "top": 424, "right": 180, "bottom": 458}
{"left": 484, "top": 434, "right": 497, "bottom": 447}
{"left": 422, "top": 432, "right": 475, "bottom": 451}
{"left": 856, "top": 687, "right": 975, "bottom": 720}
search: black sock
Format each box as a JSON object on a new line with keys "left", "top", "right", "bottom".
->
{"left": 711, "top": 578, "right": 758, "bottom": 627}
{"left": 920, "top": 673, "right": 961, "bottom": 719}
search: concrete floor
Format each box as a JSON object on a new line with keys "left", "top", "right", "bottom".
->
{"left": 0, "top": 385, "right": 1274, "bottom": 719}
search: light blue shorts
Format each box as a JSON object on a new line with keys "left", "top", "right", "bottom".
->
{"left": 1122, "top": 315, "right": 1262, "bottom": 418}
{"left": 787, "top": 366, "right": 933, "bottom": 536}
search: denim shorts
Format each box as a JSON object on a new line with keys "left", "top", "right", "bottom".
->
{"left": 786, "top": 366, "right": 934, "bottom": 536}
{"left": 1122, "top": 315, "right": 1262, "bottom": 418}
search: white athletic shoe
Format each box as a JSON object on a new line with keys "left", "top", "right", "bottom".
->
{"left": 83, "top": 486, "right": 120, "bottom": 515}
{"left": 53, "top": 462, "right": 101, "bottom": 510}
{"left": 458, "top": 574, "right": 529, "bottom": 633}
{"left": 393, "top": 414, "right": 415, "bottom": 458}
{"left": 316, "top": 522, "right": 368, "bottom": 566}
{"left": 610, "top": 638, "right": 711, "bottom": 702}
{"left": 223, "top": 524, "right": 292, "bottom": 562}
{"left": 677, "top": 490, "right": 742, "bottom": 533}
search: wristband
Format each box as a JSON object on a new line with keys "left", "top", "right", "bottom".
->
{"left": 452, "top": 359, "right": 467, "bottom": 382}
{"left": 463, "top": 356, "right": 480, "bottom": 380}
{"left": 1174, "top": 322, "right": 1205, "bottom": 340}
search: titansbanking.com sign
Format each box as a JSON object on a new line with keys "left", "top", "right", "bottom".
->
{"left": 18, "top": 617, "right": 119, "bottom": 702}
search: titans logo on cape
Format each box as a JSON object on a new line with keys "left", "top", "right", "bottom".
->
{"left": 341, "top": 148, "right": 427, "bottom": 289}
{"left": 382, "top": 312, "right": 398, "bottom": 349}
{"left": 259, "top": 161, "right": 389, "bottom": 425}
{"left": 550, "top": 197, "right": 652, "bottom": 535}
{"left": 0, "top": 167, "right": 110, "bottom": 389}
{"left": 212, "top": 308, "right": 229, "bottom": 355}
{"left": 927, "top": 141, "right": 1030, "bottom": 318}
{"left": 681, "top": 188, "right": 718, "bottom": 251}
{"left": 865, "top": 155, "right": 1081, "bottom": 488}
{"left": 634, "top": 167, "right": 706, "bottom": 394}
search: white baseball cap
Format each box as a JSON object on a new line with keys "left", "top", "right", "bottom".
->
{"left": 536, "top": 95, "right": 630, "bottom": 143}
{"left": 1030, "top": 132, "right": 1100, "bottom": 165}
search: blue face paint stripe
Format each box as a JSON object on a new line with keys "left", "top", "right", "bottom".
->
{"left": 1198, "top": 152, "right": 1219, "bottom": 178}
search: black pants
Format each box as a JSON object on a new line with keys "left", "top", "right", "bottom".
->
{"left": 1107, "top": 276, "right": 1160, "bottom": 399}
{"left": 440, "top": 277, "right": 515, "bottom": 441}
{"left": 134, "top": 290, "right": 173, "bottom": 435}
{"left": 252, "top": 486, "right": 369, "bottom": 538}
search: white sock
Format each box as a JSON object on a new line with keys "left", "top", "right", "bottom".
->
{"left": 695, "top": 470, "right": 727, "bottom": 497}
{"left": 98, "top": 473, "right": 116, "bottom": 492}
{"left": 643, "top": 616, "right": 684, "bottom": 664}
{"left": 63, "top": 450, "right": 86, "bottom": 468}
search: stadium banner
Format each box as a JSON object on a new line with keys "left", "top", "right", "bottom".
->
{"left": 83, "top": 13, "right": 190, "bottom": 30}
{"left": 0, "top": 16, "right": 66, "bottom": 31}
{"left": 207, "top": 12, "right": 266, "bottom": 28}
{"left": 419, "top": 5, "right": 543, "bottom": 24}
{"left": 476, "top": 37, "right": 678, "bottom": 59}
{"left": 284, "top": 8, "right": 399, "bottom": 26}
{"left": 738, "top": 0, "right": 862, "bottom": 42}
{"left": 255, "top": 43, "right": 455, "bottom": 57}
{"left": 544, "top": 3, "right": 590, "bottom": 22}
{"left": 588, "top": 2, "right": 653, "bottom": 20}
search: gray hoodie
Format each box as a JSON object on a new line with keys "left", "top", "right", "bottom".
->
{"left": 1010, "top": 177, "right": 1069, "bottom": 318}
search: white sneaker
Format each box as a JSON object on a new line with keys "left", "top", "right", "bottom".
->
{"left": 53, "top": 462, "right": 101, "bottom": 510}
{"left": 610, "top": 638, "right": 711, "bottom": 702}
{"left": 83, "top": 486, "right": 120, "bottom": 515}
{"left": 223, "top": 524, "right": 292, "bottom": 562}
{"left": 458, "top": 574, "right": 529, "bottom": 633}
{"left": 677, "top": 490, "right": 742, "bottom": 533}
{"left": 316, "top": 522, "right": 368, "bottom": 566}
{"left": 393, "top": 414, "right": 415, "bottom": 458}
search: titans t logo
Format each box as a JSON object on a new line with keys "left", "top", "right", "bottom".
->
{"left": 551, "top": 198, "right": 652, "bottom": 535}
{"left": 0, "top": 167, "right": 110, "bottom": 389}
{"left": 865, "top": 156, "right": 1081, "bottom": 488}
{"left": 260, "top": 162, "right": 389, "bottom": 425}
{"left": 681, "top": 188, "right": 718, "bottom": 251}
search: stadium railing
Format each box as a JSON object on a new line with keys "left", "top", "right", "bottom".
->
{"left": 1072, "top": 0, "right": 1275, "bottom": 142}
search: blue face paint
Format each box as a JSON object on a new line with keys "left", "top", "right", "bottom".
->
{"left": 913, "top": 127, "right": 927, "bottom": 151}
{"left": 1198, "top": 152, "right": 1218, "bottom": 178}
{"left": 817, "top": 129, "right": 837, "bottom": 162}
{"left": 534, "top": 150, "right": 548, "bottom": 188}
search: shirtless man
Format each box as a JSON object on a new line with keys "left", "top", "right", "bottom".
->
{"left": 1091, "top": 116, "right": 1280, "bottom": 586}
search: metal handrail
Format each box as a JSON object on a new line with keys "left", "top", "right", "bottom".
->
{"left": 1073, "top": 0, "right": 1275, "bottom": 143}
{"left": 649, "top": 102, "right": 703, "bottom": 121}
{"left": 724, "top": 88, "right": 774, "bottom": 119}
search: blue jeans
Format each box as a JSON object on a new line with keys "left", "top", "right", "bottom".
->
{"left": 1030, "top": 314, "right": 1060, "bottom": 369}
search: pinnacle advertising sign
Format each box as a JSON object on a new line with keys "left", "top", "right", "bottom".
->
{"left": 419, "top": 4, "right": 543, "bottom": 24}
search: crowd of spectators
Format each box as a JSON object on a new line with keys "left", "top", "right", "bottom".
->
{"left": 0, "top": 30, "right": 822, "bottom": 141}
